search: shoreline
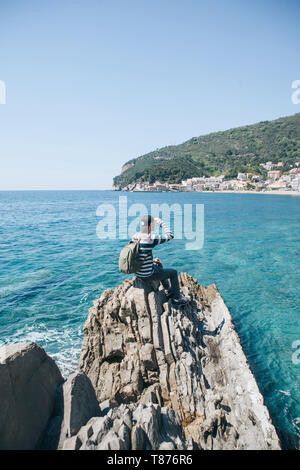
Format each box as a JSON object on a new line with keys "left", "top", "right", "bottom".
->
{"left": 120, "top": 189, "right": 300, "bottom": 196}
{"left": 205, "top": 190, "right": 300, "bottom": 196}
{"left": 1, "top": 189, "right": 300, "bottom": 196}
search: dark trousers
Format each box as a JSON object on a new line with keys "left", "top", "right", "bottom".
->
{"left": 147, "top": 263, "right": 180, "bottom": 299}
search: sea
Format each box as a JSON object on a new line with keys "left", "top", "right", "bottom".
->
{"left": 0, "top": 190, "right": 299, "bottom": 449}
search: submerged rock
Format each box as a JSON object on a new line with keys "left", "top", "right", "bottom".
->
{"left": 78, "top": 273, "right": 281, "bottom": 450}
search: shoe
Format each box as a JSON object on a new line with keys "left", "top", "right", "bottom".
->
{"left": 172, "top": 295, "right": 188, "bottom": 305}
{"left": 164, "top": 289, "right": 173, "bottom": 299}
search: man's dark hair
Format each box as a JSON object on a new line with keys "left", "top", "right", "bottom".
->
{"left": 141, "top": 215, "right": 154, "bottom": 233}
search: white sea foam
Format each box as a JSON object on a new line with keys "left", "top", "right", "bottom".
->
{"left": 1, "top": 323, "right": 82, "bottom": 378}
{"left": 279, "top": 390, "right": 291, "bottom": 397}
{"left": 51, "top": 348, "right": 81, "bottom": 378}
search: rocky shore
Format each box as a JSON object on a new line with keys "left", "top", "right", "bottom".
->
{"left": 0, "top": 273, "right": 281, "bottom": 450}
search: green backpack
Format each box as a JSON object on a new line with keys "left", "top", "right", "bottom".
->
{"left": 119, "top": 238, "right": 143, "bottom": 274}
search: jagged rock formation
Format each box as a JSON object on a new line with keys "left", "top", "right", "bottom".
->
{"left": 62, "top": 401, "right": 194, "bottom": 450}
{"left": 78, "top": 273, "right": 281, "bottom": 450}
{"left": 42, "top": 371, "right": 196, "bottom": 451}
{"left": 0, "top": 274, "right": 281, "bottom": 450}
{"left": 0, "top": 342, "right": 63, "bottom": 450}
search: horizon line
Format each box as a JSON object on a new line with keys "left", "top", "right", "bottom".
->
{"left": 0, "top": 188, "right": 112, "bottom": 191}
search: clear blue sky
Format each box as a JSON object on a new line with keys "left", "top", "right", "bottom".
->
{"left": 0, "top": 0, "right": 299, "bottom": 190}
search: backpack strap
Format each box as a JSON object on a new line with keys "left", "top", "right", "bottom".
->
{"left": 132, "top": 232, "right": 143, "bottom": 242}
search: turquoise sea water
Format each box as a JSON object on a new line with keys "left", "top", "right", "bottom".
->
{"left": 0, "top": 190, "right": 299, "bottom": 448}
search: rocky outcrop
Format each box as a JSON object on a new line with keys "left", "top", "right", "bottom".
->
{"left": 0, "top": 342, "right": 63, "bottom": 450}
{"left": 78, "top": 273, "right": 281, "bottom": 450}
{"left": 0, "top": 273, "right": 281, "bottom": 450}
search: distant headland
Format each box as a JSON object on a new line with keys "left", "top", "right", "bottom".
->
{"left": 113, "top": 113, "right": 300, "bottom": 195}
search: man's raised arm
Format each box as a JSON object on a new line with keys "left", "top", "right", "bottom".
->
{"left": 151, "top": 218, "right": 174, "bottom": 246}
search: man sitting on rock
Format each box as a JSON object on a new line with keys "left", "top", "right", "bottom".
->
{"left": 134, "top": 215, "right": 188, "bottom": 305}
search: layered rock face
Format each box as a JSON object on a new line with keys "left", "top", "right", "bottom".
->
{"left": 78, "top": 273, "right": 281, "bottom": 450}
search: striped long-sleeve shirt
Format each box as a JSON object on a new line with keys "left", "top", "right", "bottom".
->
{"left": 133, "top": 220, "right": 174, "bottom": 278}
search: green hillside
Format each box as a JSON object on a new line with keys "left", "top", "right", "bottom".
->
{"left": 113, "top": 113, "right": 300, "bottom": 186}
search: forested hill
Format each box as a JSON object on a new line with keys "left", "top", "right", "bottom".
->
{"left": 113, "top": 113, "right": 300, "bottom": 186}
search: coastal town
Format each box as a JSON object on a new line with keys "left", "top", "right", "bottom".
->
{"left": 113, "top": 160, "right": 300, "bottom": 193}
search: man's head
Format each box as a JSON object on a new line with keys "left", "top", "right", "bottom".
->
{"left": 141, "top": 215, "right": 154, "bottom": 234}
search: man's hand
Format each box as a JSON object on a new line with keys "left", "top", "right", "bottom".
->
{"left": 154, "top": 217, "right": 162, "bottom": 225}
{"left": 154, "top": 258, "right": 162, "bottom": 266}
